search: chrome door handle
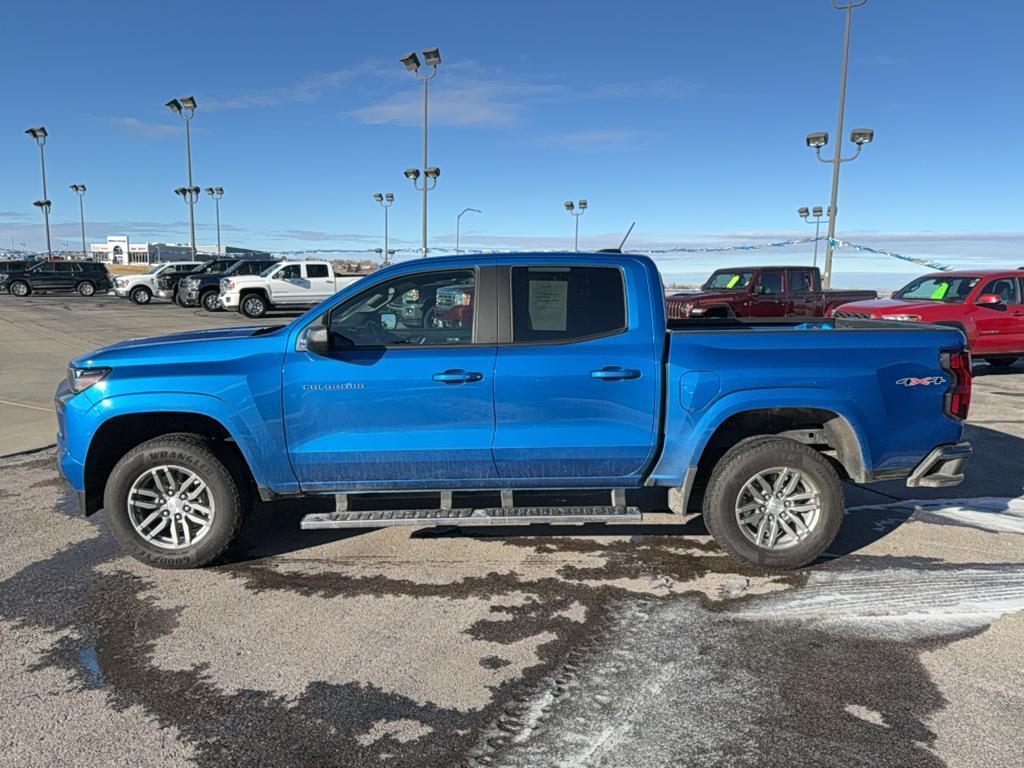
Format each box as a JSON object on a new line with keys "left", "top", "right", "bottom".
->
{"left": 433, "top": 369, "right": 483, "bottom": 384}
{"left": 591, "top": 366, "right": 641, "bottom": 381}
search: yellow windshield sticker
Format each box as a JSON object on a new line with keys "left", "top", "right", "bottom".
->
{"left": 930, "top": 283, "right": 949, "bottom": 300}
{"left": 726, "top": 275, "right": 741, "bottom": 288}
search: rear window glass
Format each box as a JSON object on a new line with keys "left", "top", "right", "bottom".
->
{"left": 511, "top": 266, "right": 625, "bottom": 343}
{"left": 306, "top": 264, "right": 329, "bottom": 278}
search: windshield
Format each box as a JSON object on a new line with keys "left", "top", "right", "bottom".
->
{"left": 704, "top": 271, "right": 753, "bottom": 290}
{"left": 145, "top": 264, "right": 165, "bottom": 274}
{"left": 260, "top": 263, "right": 282, "bottom": 277}
{"left": 893, "top": 276, "right": 979, "bottom": 303}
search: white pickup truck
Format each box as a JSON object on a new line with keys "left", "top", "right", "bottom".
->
{"left": 219, "top": 260, "right": 363, "bottom": 318}
{"left": 111, "top": 261, "right": 200, "bottom": 305}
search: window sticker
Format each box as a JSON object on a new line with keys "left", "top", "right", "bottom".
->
{"left": 726, "top": 275, "right": 741, "bottom": 288}
{"left": 930, "top": 283, "right": 949, "bottom": 300}
{"left": 528, "top": 279, "right": 569, "bottom": 331}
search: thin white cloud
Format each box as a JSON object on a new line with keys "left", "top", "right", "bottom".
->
{"left": 532, "top": 128, "right": 659, "bottom": 148}
{"left": 103, "top": 117, "right": 181, "bottom": 139}
{"left": 202, "top": 66, "right": 382, "bottom": 110}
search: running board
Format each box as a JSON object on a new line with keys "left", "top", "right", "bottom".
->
{"left": 300, "top": 489, "right": 640, "bottom": 530}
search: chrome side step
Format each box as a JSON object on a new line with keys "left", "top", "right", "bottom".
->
{"left": 299, "top": 488, "right": 640, "bottom": 530}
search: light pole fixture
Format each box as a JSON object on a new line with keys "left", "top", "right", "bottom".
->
{"left": 70, "top": 184, "right": 88, "bottom": 257}
{"left": 166, "top": 95, "right": 199, "bottom": 257}
{"left": 400, "top": 47, "right": 441, "bottom": 256}
{"left": 175, "top": 186, "right": 201, "bottom": 254}
{"left": 805, "top": 0, "right": 872, "bottom": 288}
{"left": 25, "top": 126, "right": 52, "bottom": 256}
{"left": 373, "top": 192, "right": 395, "bottom": 266}
{"left": 797, "top": 205, "right": 831, "bottom": 269}
{"left": 205, "top": 186, "right": 224, "bottom": 254}
{"left": 456, "top": 207, "right": 481, "bottom": 254}
{"left": 564, "top": 199, "right": 588, "bottom": 252}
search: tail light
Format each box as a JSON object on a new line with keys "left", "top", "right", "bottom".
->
{"left": 941, "top": 349, "right": 972, "bottom": 420}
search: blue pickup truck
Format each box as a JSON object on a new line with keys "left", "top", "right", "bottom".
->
{"left": 55, "top": 253, "right": 972, "bottom": 569}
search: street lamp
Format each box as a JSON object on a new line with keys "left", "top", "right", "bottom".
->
{"left": 797, "top": 205, "right": 832, "bottom": 269}
{"left": 175, "top": 186, "right": 201, "bottom": 254}
{"left": 166, "top": 95, "right": 199, "bottom": 257}
{"left": 400, "top": 47, "right": 441, "bottom": 256}
{"left": 456, "top": 208, "right": 481, "bottom": 253}
{"left": 205, "top": 186, "right": 224, "bottom": 254}
{"left": 373, "top": 192, "right": 394, "bottom": 265}
{"left": 564, "top": 199, "right": 588, "bottom": 252}
{"left": 70, "top": 184, "right": 88, "bottom": 258}
{"left": 25, "top": 126, "right": 52, "bottom": 256}
{"left": 805, "top": 0, "right": 872, "bottom": 288}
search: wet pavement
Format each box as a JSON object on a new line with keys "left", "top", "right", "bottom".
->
{"left": 1, "top": 297, "right": 1023, "bottom": 767}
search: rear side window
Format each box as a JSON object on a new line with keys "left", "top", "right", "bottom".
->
{"left": 511, "top": 266, "right": 626, "bottom": 343}
{"left": 306, "top": 264, "right": 329, "bottom": 278}
{"left": 788, "top": 270, "right": 813, "bottom": 293}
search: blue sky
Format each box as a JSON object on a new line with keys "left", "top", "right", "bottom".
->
{"left": 1, "top": 0, "right": 1021, "bottom": 282}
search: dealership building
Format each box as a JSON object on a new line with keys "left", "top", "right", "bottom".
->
{"left": 89, "top": 236, "right": 269, "bottom": 263}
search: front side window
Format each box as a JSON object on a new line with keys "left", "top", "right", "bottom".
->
{"left": 757, "top": 271, "right": 784, "bottom": 295}
{"left": 306, "top": 264, "right": 329, "bottom": 278}
{"left": 511, "top": 266, "right": 625, "bottom": 343}
{"left": 278, "top": 264, "right": 302, "bottom": 280}
{"left": 704, "top": 271, "right": 753, "bottom": 290}
{"left": 327, "top": 268, "right": 476, "bottom": 347}
{"left": 980, "top": 277, "right": 1020, "bottom": 304}
{"left": 32, "top": 262, "right": 55, "bottom": 273}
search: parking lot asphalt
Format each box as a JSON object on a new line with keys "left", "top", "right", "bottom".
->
{"left": 1, "top": 294, "right": 1023, "bottom": 767}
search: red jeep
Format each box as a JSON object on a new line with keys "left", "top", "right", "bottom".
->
{"left": 831, "top": 269, "right": 1024, "bottom": 367}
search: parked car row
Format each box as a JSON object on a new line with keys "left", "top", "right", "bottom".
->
{"left": 666, "top": 265, "right": 1024, "bottom": 366}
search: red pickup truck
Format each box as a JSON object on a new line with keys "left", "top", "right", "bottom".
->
{"left": 831, "top": 269, "right": 1024, "bottom": 366}
{"left": 666, "top": 266, "right": 877, "bottom": 320}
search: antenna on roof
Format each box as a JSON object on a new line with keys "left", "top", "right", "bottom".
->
{"left": 597, "top": 222, "right": 637, "bottom": 253}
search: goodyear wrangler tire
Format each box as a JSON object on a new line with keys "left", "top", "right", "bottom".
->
{"left": 103, "top": 434, "right": 248, "bottom": 569}
{"left": 703, "top": 436, "right": 844, "bottom": 569}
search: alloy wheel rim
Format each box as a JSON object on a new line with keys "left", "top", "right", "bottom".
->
{"left": 203, "top": 293, "right": 218, "bottom": 310}
{"left": 734, "top": 466, "right": 822, "bottom": 551}
{"left": 127, "top": 464, "right": 216, "bottom": 550}
{"left": 13, "top": 283, "right": 27, "bottom": 296}
{"left": 80, "top": 283, "right": 94, "bottom": 295}
{"left": 244, "top": 297, "right": 264, "bottom": 314}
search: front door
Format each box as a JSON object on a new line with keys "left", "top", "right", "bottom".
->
{"left": 269, "top": 263, "right": 306, "bottom": 305}
{"left": 283, "top": 265, "right": 498, "bottom": 489}
{"left": 491, "top": 262, "right": 660, "bottom": 484}
{"left": 749, "top": 270, "right": 788, "bottom": 316}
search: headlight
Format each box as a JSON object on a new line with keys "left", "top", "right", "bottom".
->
{"left": 223, "top": 279, "right": 235, "bottom": 291}
{"left": 880, "top": 314, "right": 921, "bottom": 322}
{"left": 682, "top": 301, "right": 694, "bottom": 316}
{"left": 67, "top": 366, "right": 111, "bottom": 394}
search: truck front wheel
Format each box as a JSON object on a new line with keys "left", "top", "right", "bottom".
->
{"left": 240, "top": 293, "right": 269, "bottom": 318}
{"left": 103, "top": 434, "right": 248, "bottom": 569}
{"left": 702, "top": 436, "right": 843, "bottom": 569}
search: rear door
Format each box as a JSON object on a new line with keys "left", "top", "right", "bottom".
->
{"left": 786, "top": 269, "right": 817, "bottom": 317}
{"left": 491, "top": 261, "right": 660, "bottom": 483}
{"left": 749, "top": 270, "right": 788, "bottom": 316}
{"left": 973, "top": 276, "right": 1024, "bottom": 355}
{"left": 282, "top": 264, "right": 498, "bottom": 487}
{"left": 304, "top": 263, "right": 337, "bottom": 301}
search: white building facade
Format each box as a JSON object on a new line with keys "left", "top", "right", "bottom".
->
{"left": 90, "top": 236, "right": 195, "bottom": 264}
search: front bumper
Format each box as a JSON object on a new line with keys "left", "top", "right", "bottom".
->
{"left": 155, "top": 288, "right": 175, "bottom": 300}
{"left": 906, "top": 441, "right": 972, "bottom": 488}
{"left": 220, "top": 292, "right": 239, "bottom": 310}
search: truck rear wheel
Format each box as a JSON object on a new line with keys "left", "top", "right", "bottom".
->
{"left": 702, "top": 436, "right": 843, "bottom": 569}
{"left": 103, "top": 434, "right": 248, "bottom": 569}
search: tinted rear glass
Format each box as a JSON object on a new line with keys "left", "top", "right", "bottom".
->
{"left": 511, "top": 266, "right": 626, "bottom": 343}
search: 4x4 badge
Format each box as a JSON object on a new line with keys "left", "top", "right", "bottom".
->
{"left": 895, "top": 376, "right": 946, "bottom": 387}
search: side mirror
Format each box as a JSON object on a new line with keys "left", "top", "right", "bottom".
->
{"left": 977, "top": 293, "right": 1004, "bottom": 306}
{"left": 299, "top": 326, "right": 331, "bottom": 355}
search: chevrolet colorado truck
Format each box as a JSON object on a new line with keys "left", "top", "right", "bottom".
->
{"left": 666, "top": 266, "right": 877, "bottom": 319}
{"left": 219, "top": 260, "right": 362, "bottom": 318}
{"left": 112, "top": 261, "right": 200, "bottom": 304}
{"left": 56, "top": 253, "right": 972, "bottom": 570}
{"left": 831, "top": 269, "right": 1024, "bottom": 366}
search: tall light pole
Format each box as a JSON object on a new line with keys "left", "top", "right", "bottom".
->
{"left": 25, "top": 126, "right": 52, "bottom": 256}
{"left": 373, "top": 192, "right": 395, "bottom": 265}
{"left": 175, "top": 186, "right": 201, "bottom": 256}
{"left": 400, "top": 47, "right": 441, "bottom": 256}
{"left": 166, "top": 96, "right": 198, "bottom": 258}
{"left": 205, "top": 186, "right": 224, "bottom": 254}
{"left": 456, "top": 207, "right": 481, "bottom": 253}
{"left": 70, "top": 184, "right": 87, "bottom": 258}
{"left": 805, "top": 0, "right": 873, "bottom": 288}
{"left": 564, "top": 199, "right": 588, "bottom": 252}
{"left": 797, "top": 205, "right": 831, "bottom": 268}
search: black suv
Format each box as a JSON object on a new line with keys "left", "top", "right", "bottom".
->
{"left": 155, "top": 258, "right": 239, "bottom": 305}
{"left": 178, "top": 258, "right": 279, "bottom": 311}
{"left": 2, "top": 260, "right": 112, "bottom": 297}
